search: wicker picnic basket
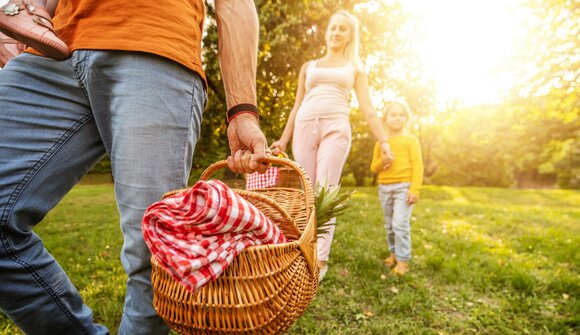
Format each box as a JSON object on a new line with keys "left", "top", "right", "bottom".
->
{"left": 276, "top": 152, "right": 302, "bottom": 189}
{"left": 150, "top": 156, "right": 319, "bottom": 334}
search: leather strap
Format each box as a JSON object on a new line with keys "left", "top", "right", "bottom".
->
{"left": 22, "top": 0, "right": 56, "bottom": 32}
{"left": 226, "top": 103, "right": 259, "bottom": 123}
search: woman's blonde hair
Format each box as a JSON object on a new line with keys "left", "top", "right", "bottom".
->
{"left": 330, "top": 10, "right": 364, "bottom": 72}
{"left": 383, "top": 100, "right": 414, "bottom": 125}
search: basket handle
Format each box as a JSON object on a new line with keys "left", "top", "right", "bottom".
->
{"left": 199, "top": 156, "right": 314, "bottom": 214}
{"left": 298, "top": 211, "right": 318, "bottom": 277}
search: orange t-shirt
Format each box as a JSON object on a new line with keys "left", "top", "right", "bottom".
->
{"left": 34, "top": 0, "right": 206, "bottom": 82}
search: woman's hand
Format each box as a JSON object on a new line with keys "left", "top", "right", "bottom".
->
{"left": 407, "top": 193, "right": 419, "bottom": 205}
{"left": 382, "top": 161, "right": 393, "bottom": 170}
{"left": 270, "top": 140, "right": 287, "bottom": 156}
{"left": 380, "top": 142, "right": 394, "bottom": 165}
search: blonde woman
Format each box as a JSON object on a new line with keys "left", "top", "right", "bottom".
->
{"left": 271, "top": 10, "right": 393, "bottom": 282}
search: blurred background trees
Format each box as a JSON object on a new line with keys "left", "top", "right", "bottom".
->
{"left": 90, "top": 0, "right": 578, "bottom": 189}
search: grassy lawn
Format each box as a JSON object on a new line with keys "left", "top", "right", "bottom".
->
{"left": 0, "top": 185, "right": 578, "bottom": 334}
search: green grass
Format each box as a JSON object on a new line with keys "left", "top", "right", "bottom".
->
{"left": 0, "top": 185, "right": 578, "bottom": 334}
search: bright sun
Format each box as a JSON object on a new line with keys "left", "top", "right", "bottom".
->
{"left": 403, "top": 0, "right": 529, "bottom": 107}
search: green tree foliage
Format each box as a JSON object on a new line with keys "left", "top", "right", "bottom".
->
{"left": 86, "top": 0, "right": 577, "bottom": 190}
{"left": 501, "top": 0, "right": 580, "bottom": 188}
{"left": 429, "top": 104, "right": 514, "bottom": 187}
{"left": 344, "top": 110, "right": 375, "bottom": 186}
{"left": 427, "top": 0, "right": 579, "bottom": 189}
{"left": 505, "top": 91, "right": 579, "bottom": 188}
{"left": 510, "top": 0, "right": 579, "bottom": 96}
{"left": 88, "top": 156, "right": 111, "bottom": 175}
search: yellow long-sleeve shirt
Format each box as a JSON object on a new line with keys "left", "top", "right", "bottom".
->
{"left": 370, "top": 133, "right": 424, "bottom": 196}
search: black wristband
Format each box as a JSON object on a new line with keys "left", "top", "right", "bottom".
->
{"left": 226, "top": 104, "right": 259, "bottom": 122}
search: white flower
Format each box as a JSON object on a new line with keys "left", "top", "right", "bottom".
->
{"left": 2, "top": 4, "right": 20, "bottom": 16}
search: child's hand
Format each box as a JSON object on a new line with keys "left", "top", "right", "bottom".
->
{"left": 407, "top": 193, "right": 419, "bottom": 205}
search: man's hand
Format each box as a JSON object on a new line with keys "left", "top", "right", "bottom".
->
{"left": 407, "top": 193, "right": 419, "bottom": 205}
{"left": 226, "top": 114, "right": 269, "bottom": 174}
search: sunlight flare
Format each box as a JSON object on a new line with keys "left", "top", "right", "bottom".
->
{"left": 403, "top": 0, "right": 529, "bottom": 106}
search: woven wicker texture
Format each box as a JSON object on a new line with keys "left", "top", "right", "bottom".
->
{"left": 151, "top": 156, "right": 319, "bottom": 334}
{"left": 276, "top": 152, "right": 302, "bottom": 189}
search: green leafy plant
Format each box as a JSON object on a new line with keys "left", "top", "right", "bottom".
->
{"left": 315, "top": 183, "right": 354, "bottom": 237}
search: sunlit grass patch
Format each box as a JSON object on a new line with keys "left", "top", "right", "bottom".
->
{"left": 0, "top": 184, "right": 578, "bottom": 334}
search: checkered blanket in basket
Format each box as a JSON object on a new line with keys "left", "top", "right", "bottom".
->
{"left": 246, "top": 167, "right": 280, "bottom": 189}
{"left": 142, "top": 179, "right": 287, "bottom": 292}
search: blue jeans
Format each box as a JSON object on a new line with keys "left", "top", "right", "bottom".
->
{"left": 0, "top": 51, "right": 206, "bottom": 334}
{"left": 378, "top": 183, "right": 413, "bottom": 262}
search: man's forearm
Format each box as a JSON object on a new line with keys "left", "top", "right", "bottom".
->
{"left": 215, "top": 0, "right": 258, "bottom": 109}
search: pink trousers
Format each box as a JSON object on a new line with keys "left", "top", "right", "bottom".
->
{"left": 292, "top": 117, "right": 352, "bottom": 262}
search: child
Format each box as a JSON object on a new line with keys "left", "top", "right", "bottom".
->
{"left": 370, "top": 101, "right": 424, "bottom": 276}
{"left": 0, "top": 0, "right": 68, "bottom": 67}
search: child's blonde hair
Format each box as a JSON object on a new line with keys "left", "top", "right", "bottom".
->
{"left": 330, "top": 10, "right": 364, "bottom": 72}
{"left": 383, "top": 100, "right": 413, "bottom": 126}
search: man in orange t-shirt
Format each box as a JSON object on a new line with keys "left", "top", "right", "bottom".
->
{"left": 0, "top": 1, "right": 268, "bottom": 334}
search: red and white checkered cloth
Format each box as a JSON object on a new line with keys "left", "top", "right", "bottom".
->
{"left": 246, "top": 167, "right": 280, "bottom": 189}
{"left": 142, "top": 179, "right": 287, "bottom": 292}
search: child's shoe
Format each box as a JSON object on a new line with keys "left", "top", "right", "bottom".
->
{"left": 0, "top": 0, "right": 69, "bottom": 60}
{"left": 0, "top": 31, "right": 25, "bottom": 67}
{"left": 383, "top": 254, "right": 397, "bottom": 267}
{"left": 391, "top": 261, "right": 409, "bottom": 276}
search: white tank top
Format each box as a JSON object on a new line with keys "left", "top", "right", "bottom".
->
{"left": 296, "top": 60, "right": 356, "bottom": 121}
